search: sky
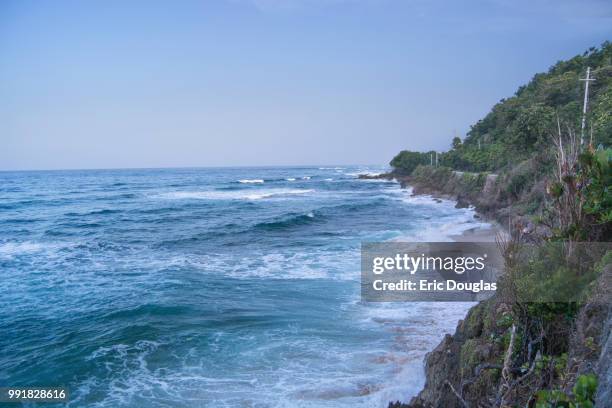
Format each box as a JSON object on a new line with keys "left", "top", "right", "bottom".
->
{"left": 1, "top": 0, "right": 611, "bottom": 170}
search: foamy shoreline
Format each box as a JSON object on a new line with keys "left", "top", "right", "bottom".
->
{"left": 384, "top": 183, "right": 506, "bottom": 405}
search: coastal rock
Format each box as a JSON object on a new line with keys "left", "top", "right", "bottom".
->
{"left": 483, "top": 174, "right": 498, "bottom": 195}
{"left": 389, "top": 266, "right": 612, "bottom": 408}
{"left": 454, "top": 194, "right": 470, "bottom": 209}
{"left": 385, "top": 165, "right": 608, "bottom": 408}
{"left": 390, "top": 299, "right": 504, "bottom": 408}
{"left": 596, "top": 307, "right": 612, "bottom": 406}
{"left": 594, "top": 265, "right": 612, "bottom": 406}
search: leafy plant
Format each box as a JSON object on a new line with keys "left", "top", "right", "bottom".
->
{"left": 389, "top": 150, "right": 433, "bottom": 175}
{"left": 535, "top": 374, "right": 598, "bottom": 408}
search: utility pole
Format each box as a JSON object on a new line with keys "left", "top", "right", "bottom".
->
{"left": 579, "top": 67, "right": 595, "bottom": 146}
{"left": 430, "top": 153, "right": 433, "bottom": 166}
{"left": 435, "top": 151, "right": 438, "bottom": 167}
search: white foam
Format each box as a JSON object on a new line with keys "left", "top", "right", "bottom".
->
{"left": 238, "top": 179, "right": 264, "bottom": 184}
{"left": 360, "top": 178, "right": 395, "bottom": 183}
{"left": 355, "top": 299, "right": 476, "bottom": 405}
{"left": 208, "top": 249, "right": 358, "bottom": 281}
{"left": 154, "top": 189, "right": 314, "bottom": 201}
{"left": 386, "top": 185, "right": 493, "bottom": 242}
{"left": 286, "top": 178, "right": 296, "bottom": 181}
{"left": 302, "top": 176, "right": 311, "bottom": 180}
{"left": 347, "top": 171, "right": 385, "bottom": 177}
{"left": 0, "top": 241, "right": 67, "bottom": 260}
{"left": 0, "top": 241, "right": 45, "bottom": 256}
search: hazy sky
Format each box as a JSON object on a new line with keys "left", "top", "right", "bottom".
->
{"left": 1, "top": 0, "right": 611, "bottom": 170}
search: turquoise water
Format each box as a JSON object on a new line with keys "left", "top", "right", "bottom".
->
{"left": 0, "top": 166, "right": 486, "bottom": 407}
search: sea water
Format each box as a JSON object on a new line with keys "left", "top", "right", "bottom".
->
{"left": 0, "top": 166, "right": 490, "bottom": 407}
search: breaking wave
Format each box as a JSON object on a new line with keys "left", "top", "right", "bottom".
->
{"left": 153, "top": 189, "right": 315, "bottom": 201}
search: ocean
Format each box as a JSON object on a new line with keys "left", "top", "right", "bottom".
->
{"left": 0, "top": 166, "right": 489, "bottom": 407}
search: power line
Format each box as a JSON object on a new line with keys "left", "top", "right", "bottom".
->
{"left": 579, "top": 66, "right": 596, "bottom": 146}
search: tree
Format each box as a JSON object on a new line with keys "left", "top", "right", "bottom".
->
{"left": 452, "top": 136, "right": 462, "bottom": 149}
{"left": 390, "top": 150, "right": 429, "bottom": 175}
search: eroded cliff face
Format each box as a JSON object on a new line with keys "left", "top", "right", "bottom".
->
{"left": 389, "top": 298, "right": 510, "bottom": 408}
{"left": 596, "top": 308, "right": 612, "bottom": 404}
{"left": 388, "top": 273, "right": 610, "bottom": 408}
{"left": 398, "top": 166, "right": 544, "bottom": 232}
{"left": 382, "top": 168, "right": 610, "bottom": 408}
{"left": 591, "top": 268, "right": 612, "bottom": 405}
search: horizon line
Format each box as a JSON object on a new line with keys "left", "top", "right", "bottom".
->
{"left": 0, "top": 163, "right": 388, "bottom": 173}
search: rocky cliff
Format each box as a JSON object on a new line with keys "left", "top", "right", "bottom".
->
{"left": 379, "top": 166, "right": 611, "bottom": 408}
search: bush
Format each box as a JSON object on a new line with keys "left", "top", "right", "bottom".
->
{"left": 535, "top": 374, "right": 598, "bottom": 408}
{"left": 390, "top": 150, "right": 433, "bottom": 175}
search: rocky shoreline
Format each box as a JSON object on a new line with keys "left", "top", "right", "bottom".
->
{"left": 359, "top": 171, "right": 533, "bottom": 233}
{"left": 359, "top": 171, "right": 611, "bottom": 408}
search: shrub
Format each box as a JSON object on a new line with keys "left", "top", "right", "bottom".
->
{"left": 390, "top": 150, "right": 433, "bottom": 175}
{"left": 535, "top": 374, "right": 598, "bottom": 408}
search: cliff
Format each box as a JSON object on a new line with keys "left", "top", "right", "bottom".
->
{"left": 383, "top": 167, "right": 610, "bottom": 407}
{"left": 380, "top": 42, "right": 611, "bottom": 407}
{"left": 378, "top": 169, "right": 611, "bottom": 407}
{"left": 388, "top": 271, "right": 610, "bottom": 408}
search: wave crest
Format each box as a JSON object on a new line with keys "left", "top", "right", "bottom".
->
{"left": 238, "top": 179, "right": 264, "bottom": 184}
{"left": 154, "top": 189, "right": 315, "bottom": 201}
{"left": 254, "top": 212, "right": 320, "bottom": 231}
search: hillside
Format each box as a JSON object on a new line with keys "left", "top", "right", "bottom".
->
{"left": 391, "top": 42, "right": 612, "bottom": 174}
{"left": 385, "top": 43, "right": 612, "bottom": 408}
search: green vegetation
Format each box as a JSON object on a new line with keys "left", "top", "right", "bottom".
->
{"left": 390, "top": 42, "right": 612, "bottom": 175}
{"left": 580, "top": 149, "right": 612, "bottom": 226}
{"left": 489, "top": 142, "right": 610, "bottom": 405}
{"left": 389, "top": 150, "right": 434, "bottom": 175}
{"left": 389, "top": 43, "right": 612, "bottom": 226}
{"left": 535, "top": 374, "right": 598, "bottom": 408}
{"left": 410, "top": 165, "right": 486, "bottom": 197}
{"left": 542, "top": 147, "right": 612, "bottom": 241}
{"left": 447, "top": 42, "right": 612, "bottom": 172}
{"left": 388, "top": 43, "right": 612, "bottom": 408}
